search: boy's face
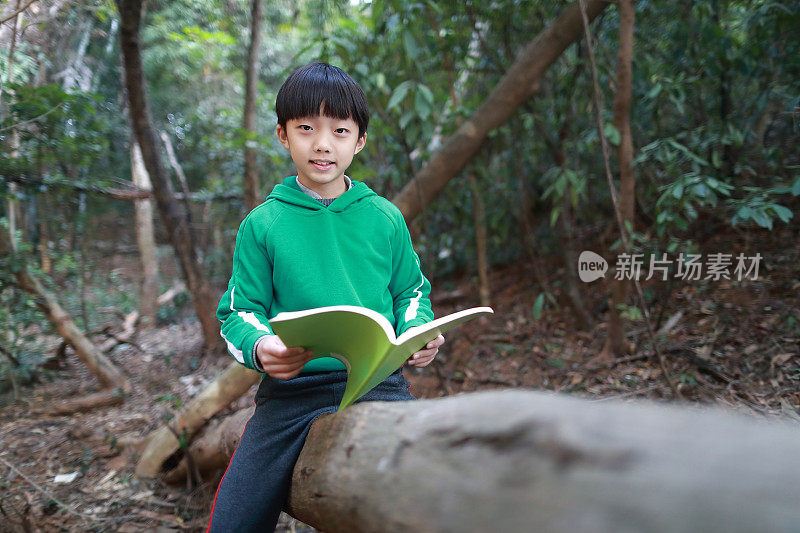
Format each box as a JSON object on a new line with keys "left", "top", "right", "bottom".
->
{"left": 276, "top": 108, "right": 366, "bottom": 198}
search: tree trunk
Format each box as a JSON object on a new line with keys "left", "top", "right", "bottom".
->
{"left": 284, "top": 391, "right": 800, "bottom": 532}
{"left": 131, "top": 135, "right": 159, "bottom": 324}
{"left": 135, "top": 362, "right": 260, "bottom": 478}
{"left": 600, "top": 0, "right": 635, "bottom": 359}
{"left": 3, "top": 1, "right": 23, "bottom": 251}
{"left": 242, "top": 0, "right": 264, "bottom": 212}
{"left": 116, "top": 0, "right": 221, "bottom": 349}
{"left": 467, "top": 173, "right": 491, "bottom": 308}
{"left": 133, "top": 0, "right": 270, "bottom": 477}
{"left": 613, "top": 0, "right": 635, "bottom": 239}
{"left": 159, "top": 130, "right": 194, "bottom": 225}
{"left": 391, "top": 0, "right": 611, "bottom": 224}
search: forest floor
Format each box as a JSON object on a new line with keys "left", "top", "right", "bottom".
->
{"left": 1, "top": 223, "right": 799, "bottom": 532}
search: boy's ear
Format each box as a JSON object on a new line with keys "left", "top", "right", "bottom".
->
{"left": 354, "top": 132, "right": 367, "bottom": 155}
{"left": 276, "top": 124, "right": 290, "bottom": 149}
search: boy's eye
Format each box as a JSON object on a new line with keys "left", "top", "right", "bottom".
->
{"left": 299, "top": 125, "right": 312, "bottom": 131}
{"left": 334, "top": 128, "right": 348, "bottom": 134}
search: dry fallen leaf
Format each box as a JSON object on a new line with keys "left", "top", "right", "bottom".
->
{"left": 53, "top": 472, "right": 79, "bottom": 484}
{"left": 771, "top": 353, "right": 795, "bottom": 367}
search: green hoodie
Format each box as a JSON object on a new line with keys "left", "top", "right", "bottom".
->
{"left": 217, "top": 176, "right": 433, "bottom": 373}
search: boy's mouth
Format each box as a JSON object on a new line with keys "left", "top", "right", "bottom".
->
{"left": 310, "top": 159, "right": 335, "bottom": 170}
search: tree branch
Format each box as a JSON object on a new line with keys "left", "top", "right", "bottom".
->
{"left": 0, "top": 0, "right": 37, "bottom": 26}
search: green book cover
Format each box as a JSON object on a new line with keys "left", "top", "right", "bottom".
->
{"left": 269, "top": 305, "right": 494, "bottom": 410}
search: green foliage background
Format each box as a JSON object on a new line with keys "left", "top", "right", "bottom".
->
{"left": 0, "top": 0, "right": 798, "bottom": 381}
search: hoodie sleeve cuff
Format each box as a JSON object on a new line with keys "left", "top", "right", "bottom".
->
{"left": 251, "top": 334, "right": 272, "bottom": 373}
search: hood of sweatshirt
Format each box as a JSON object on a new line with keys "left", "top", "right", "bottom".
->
{"left": 267, "top": 176, "right": 377, "bottom": 213}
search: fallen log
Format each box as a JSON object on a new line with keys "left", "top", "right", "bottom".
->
{"left": 43, "top": 388, "right": 125, "bottom": 416}
{"left": 135, "top": 363, "right": 260, "bottom": 478}
{"left": 275, "top": 391, "right": 800, "bottom": 533}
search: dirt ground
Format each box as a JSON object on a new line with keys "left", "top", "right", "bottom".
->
{"left": 1, "top": 224, "right": 798, "bottom": 532}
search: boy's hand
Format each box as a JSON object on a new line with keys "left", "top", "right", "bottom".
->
{"left": 407, "top": 334, "right": 445, "bottom": 368}
{"left": 256, "top": 336, "right": 313, "bottom": 380}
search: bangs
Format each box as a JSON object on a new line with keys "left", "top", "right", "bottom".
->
{"left": 276, "top": 63, "right": 369, "bottom": 137}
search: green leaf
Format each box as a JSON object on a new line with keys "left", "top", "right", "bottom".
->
{"left": 671, "top": 183, "right": 684, "bottom": 199}
{"left": 549, "top": 206, "right": 561, "bottom": 227}
{"left": 414, "top": 89, "right": 431, "bottom": 121}
{"left": 399, "top": 110, "right": 414, "bottom": 130}
{"left": 692, "top": 183, "right": 709, "bottom": 199}
{"left": 792, "top": 177, "right": 800, "bottom": 196}
{"left": 711, "top": 150, "right": 721, "bottom": 169}
{"left": 771, "top": 204, "right": 793, "bottom": 223}
{"left": 752, "top": 209, "right": 772, "bottom": 229}
{"left": 417, "top": 84, "right": 435, "bottom": 107}
{"left": 387, "top": 81, "right": 412, "bottom": 111}
{"left": 733, "top": 205, "right": 752, "bottom": 224}
{"left": 604, "top": 123, "right": 621, "bottom": 146}
{"left": 403, "top": 31, "right": 419, "bottom": 60}
{"left": 532, "top": 293, "right": 545, "bottom": 320}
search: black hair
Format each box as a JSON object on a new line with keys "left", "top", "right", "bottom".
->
{"left": 276, "top": 62, "right": 369, "bottom": 139}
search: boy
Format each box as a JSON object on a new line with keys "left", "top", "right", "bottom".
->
{"left": 208, "top": 62, "right": 445, "bottom": 532}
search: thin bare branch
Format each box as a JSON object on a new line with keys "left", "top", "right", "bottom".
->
{"left": 0, "top": 0, "right": 37, "bottom": 26}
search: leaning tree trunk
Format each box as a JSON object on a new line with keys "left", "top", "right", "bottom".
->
{"left": 116, "top": 0, "right": 221, "bottom": 349}
{"left": 391, "top": 0, "right": 611, "bottom": 224}
{"left": 281, "top": 391, "right": 800, "bottom": 532}
{"left": 0, "top": 231, "right": 130, "bottom": 393}
{"left": 135, "top": 0, "right": 267, "bottom": 474}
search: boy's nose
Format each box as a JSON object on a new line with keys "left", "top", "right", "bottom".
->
{"left": 314, "top": 135, "right": 331, "bottom": 152}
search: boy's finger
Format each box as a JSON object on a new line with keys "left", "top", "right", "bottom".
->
{"left": 269, "top": 369, "right": 302, "bottom": 380}
{"left": 411, "top": 350, "right": 435, "bottom": 362}
{"left": 415, "top": 347, "right": 437, "bottom": 358}
{"left": 265, "top": 362, "right": 305, "bottom": 372}
{"left": 277, "top": 347, "right": 312, "bottom": 358}
{"left": 425, "top": 335, "right": 445, "bottom": 349}
{"left": 264, "top": 360, "right": 309, "bottom": 373}
{"left": 409, "top": 355, "right": 434, "bottom": 367}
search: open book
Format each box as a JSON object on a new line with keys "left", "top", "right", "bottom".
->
{"left": 270, "top": 305, "right": 494, "bottom": 410}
